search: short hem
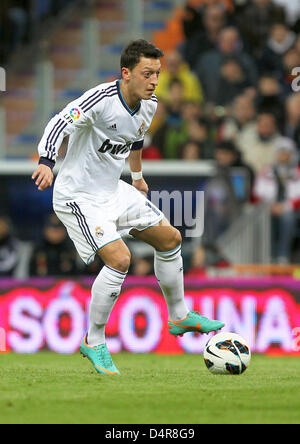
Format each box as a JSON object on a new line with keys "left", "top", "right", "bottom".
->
{"left": 129, "top": 214, "right": 165, "bottom": 234}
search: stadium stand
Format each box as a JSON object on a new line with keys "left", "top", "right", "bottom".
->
{"left": 1, "top": 0, "right": 175, "bottom": 158}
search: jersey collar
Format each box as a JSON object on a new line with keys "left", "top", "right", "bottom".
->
{"left": 117, "top": 80, "right": 141, "bottom": 116}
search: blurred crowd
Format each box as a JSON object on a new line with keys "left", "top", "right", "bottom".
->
{"left": 1, "top": 0, "right": 300, "bottom": 278}
{"left": 0, "top": 0, "right": 74, "bottom": 65}
{"left": 145, "top": 0, "right": 300, "bottom": 162}
{"left": 142, "top": 0, "right": 300, "bottom": 265}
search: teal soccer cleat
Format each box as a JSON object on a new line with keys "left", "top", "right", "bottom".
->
{"left": 80, "top": 335, "right": 120, "bottom": 375}
{"left": 168, "top": 311, "right": 225, "bottom": 337}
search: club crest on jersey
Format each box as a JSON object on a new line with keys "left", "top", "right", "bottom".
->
{"left": 137, "top": 121, "right": 146, "bottom": 137}
{"left": 69, "top": 108, "right": 81, "bottom": 120}
{"left": 95, "top": 226, "right": 104, "bottom": 239}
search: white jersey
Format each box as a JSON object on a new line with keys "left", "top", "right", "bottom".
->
{"left": 37, "top": 79, "right": 158, "bottom": 203}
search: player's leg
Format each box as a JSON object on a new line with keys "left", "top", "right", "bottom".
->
{"left": 80, "top": 239, "right": 130, "bottom": 375}
{"left": 130, "top": 218, "right": 225, "bottom": 335}
{"left": 116, "top": 180, "right": 225, "bottom": 336}
{"left": 53, "top": 201, "right": 129, "bottom": 374}
{"left": 131, "top": 218, "right": 188, "bottom": 321}
{"left": 87, "top": 239, "right": 130, "bottom": 346}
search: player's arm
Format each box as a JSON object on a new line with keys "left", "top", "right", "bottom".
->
{"left": 32, "top": 90, "right": 97, "bottom": 190}
{"left": 129, "top": 143, "right": 148, "bottom": 196}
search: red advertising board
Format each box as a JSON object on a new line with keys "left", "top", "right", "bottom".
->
{"left": 0, "top": 276, "right": 300, "bottom": 355}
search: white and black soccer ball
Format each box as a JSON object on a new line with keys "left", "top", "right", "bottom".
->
{"left": 204, "top": 332, "right": 251, "bottom": 375}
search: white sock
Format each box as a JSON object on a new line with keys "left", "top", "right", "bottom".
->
{"left": 154, "top": 245, "right": 189, "bottom": 322}
{"left": 87, "top": 265, "right": 127, "bottom": 346}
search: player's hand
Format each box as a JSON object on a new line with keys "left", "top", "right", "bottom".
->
{"left": 132, "top": 178, "right": 149, "bottom": 197}
{"left": 32, "top": 164, "right": 54, "bottom": 191}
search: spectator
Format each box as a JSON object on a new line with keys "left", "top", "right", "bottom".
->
{"left": 214, "top": 140, "right": 255, "bottom": 192}
{"left": 142, "top": 101, "right": 166, "bottom": 158}
{"left": 181, "top": 100, "right": 205, "bottom": 122}
{"left": 273, "top": 0, "right": 300, "bottom": 27}
{"left": 195, "top": 26, "right": 258, "bottom": 103}
{"left": 187, "top": 245, "right": 207, "bottom": 276}
{"left": 255, "top": 75, "right": 285, "bottom": 130}
{"left": 186, "top": 118, "right": 213, "bottom": 158}
{"left": 259, "top": 23, "right": 296, "bottom": 76}
{"left": 280, "top": 48, "right": 300, "bottom": 96}
{"left": 155, "top": 50, "right": 204, "bottom": 104}
{"left": 181, "top": 3, "right": 203, "bottom": 41}
{"left": 254, "top": 137, "right": 300, "bottom": 263}
{"left": 219, "top": 94, "right": 257, "bottom": 145}
{"left": 128, "top": 255, "right": 154, "bottom": 276}
{"left": 187, "top": 243, "right": 230, "bottom": 276}
{"left": 146, "top": 101, "right": 167, "bottom": 136}
{"left": 0, "top": 215, "right": 19, "bottom": 277}
{"left": 181, "top": 0, "right": 233, "bottom": 40}
{"left": 141, "top": 142, "right": 163, "bottom": 160}
{"left": 152, "top": 81, "right": 215, "bottom": 159}
{"left": 151, "top": 78, "right": 187, "bottom": 158}
{"left": 237, "top": 0, "right": 286, "bottom": 57}
{"left": 180, "top": 4, "right": 227, "bottom": 70}
{"left": 7, "top": 2, "right": 28, "bottom": 52}
{"left": 294, "top": 34, "right": 300, "bottom": 58}
{"left": 202, "top": 142, "right": 241, "bottom": 243}
{"left": 237, "top": 112, "right": 281, "bottom": 173}
{"left": 284, "top": 92, "right": 300, "bottom": 151}
{"left": 215, "top": 57, "right": 253, "bottom": 106}
{"left": 179, "top": 140, "right": 202, "bottom": 160}
{"left": 293, "top": 17, "right": 300, "bottom": 36}
{"left": 163, "top": 77, "right": 184, "bottom": 122}
{"left": 29, "top": 213, "right": 79, "bottom": 277}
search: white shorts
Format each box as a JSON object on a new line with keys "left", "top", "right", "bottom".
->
{"left": 53, "top": 180, "right": 164, "bottom": 264}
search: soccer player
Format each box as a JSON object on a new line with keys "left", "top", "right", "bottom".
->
{"left": 32, "top": 39, "right": 224, "bottom": 375}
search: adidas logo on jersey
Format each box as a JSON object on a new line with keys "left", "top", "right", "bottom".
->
{"left": 108, "top": 123, "right": 117, "bottom": 130}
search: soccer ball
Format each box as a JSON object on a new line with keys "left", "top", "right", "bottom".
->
{"left": 203, "top": 332, "right": 251, "bottom": 375}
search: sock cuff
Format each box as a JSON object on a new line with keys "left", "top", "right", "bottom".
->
{"left": 95, "top": 265, "right": 127, "bottom": 287}
{"left": 155, "top": 244, "right": 182, "bottom": 261}
{"left": 105, "top": 265, "right": 127, "bottom": 277}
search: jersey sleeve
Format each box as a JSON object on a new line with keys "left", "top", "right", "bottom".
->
{"left": 131, "top": 140, "right": 144, "bottom": 151}
{"left": 37, "top": 87, "right": 104, "bottom": 168}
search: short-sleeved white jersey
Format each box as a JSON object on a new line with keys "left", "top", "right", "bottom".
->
{"left": 37, "top": 79, "right": 158, "bottom": 202}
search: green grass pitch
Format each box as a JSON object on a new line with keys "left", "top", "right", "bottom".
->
{"left": 0, "top": 352, "right": 299, "bottom": 424}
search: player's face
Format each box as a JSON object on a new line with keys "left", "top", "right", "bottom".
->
{"left": 128, "top": 57, "right": 161, "bottom": 100}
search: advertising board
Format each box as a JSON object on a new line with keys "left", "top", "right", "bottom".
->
{"left": 0, "top": 276, "right": 300, "bottom": 355}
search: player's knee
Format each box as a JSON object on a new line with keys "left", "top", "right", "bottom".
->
{"left": 98, "top": 240, "right": 131, "bottom": 273}
{"left": 160, "top": 228, "right": 182, "bottom": 252}
{"left": 171, "top": 228, "right": 182, "bottom": 248}
{"left": 109, "top": 253, "right": 131, "bottom": 273}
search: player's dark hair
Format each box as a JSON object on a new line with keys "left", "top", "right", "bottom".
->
{"left": 120, "top": 39, "right": 164, "bottom": 71}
